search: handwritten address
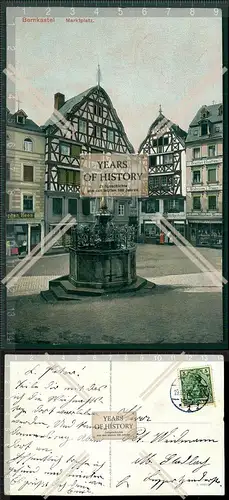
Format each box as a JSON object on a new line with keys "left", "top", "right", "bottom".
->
{"left": 4, "top": 356, "right": 224, "bottom": 496}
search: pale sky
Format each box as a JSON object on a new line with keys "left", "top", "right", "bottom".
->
{"left": 9, "top": 9, "right": 222, "bottom": 151}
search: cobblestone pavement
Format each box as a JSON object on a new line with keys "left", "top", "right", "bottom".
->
{"left": 5, "top": 245, "right": 223, "bottom": 346}
{"left": 7, "top": 271, "right": 222, "bottom": 297}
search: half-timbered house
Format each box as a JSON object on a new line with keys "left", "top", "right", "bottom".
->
{"left": 42, "top": 85, "right": 135, "bottom": 248}
{"left": 138, "top": 108, "right": 187, "bottom": 243}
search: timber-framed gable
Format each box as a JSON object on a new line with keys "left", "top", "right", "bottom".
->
{"left": 138, "top": 113, "right": 187, "bottom": 198}
{"left": 43, "top": 86, "right": 134, "bottom": 194}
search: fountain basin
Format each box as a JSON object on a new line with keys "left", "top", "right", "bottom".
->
{"left": 69, "top": 246, "right": 136, "bottom": 289}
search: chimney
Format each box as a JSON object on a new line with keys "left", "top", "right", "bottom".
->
{"left": 54, "top": 92, "right": 65, "bottom": 110}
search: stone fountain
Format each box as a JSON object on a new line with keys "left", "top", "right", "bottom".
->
{"left": 41, "top": 200, "right": 155, "bottom": 302}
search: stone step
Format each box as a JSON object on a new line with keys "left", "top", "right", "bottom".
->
{"left": 49, "top": 284, "right": 81, "bottom": 301}
{"left": 120, "top": 276, "right": 148, "bottom": 293}
{"left": 40, "top": 290, "right": 58, "bottom": 303}
{"left": 58, "top": 280, "right": 105, "bottom": 296}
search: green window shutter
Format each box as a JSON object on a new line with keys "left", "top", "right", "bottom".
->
{"left": 141, "top": 200, "right": 147, "bottom": 212}
{"left": 82, "top": 198, "right": 90, "bottom": 216}
{"left": 73, "top": 170, "right": 80, "bottom": 186}
{"left": 58, "top": 169, "right": 66, "bottom": 184}
{"left": 71, "top": 144, "right": 81, "bottom": 158}
{"left": 68, "top": 198, "right": 77, "bottom": 215}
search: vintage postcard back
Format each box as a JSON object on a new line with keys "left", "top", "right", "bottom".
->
{"left": 4, "top": 354, "right": 224, "bottom": 495}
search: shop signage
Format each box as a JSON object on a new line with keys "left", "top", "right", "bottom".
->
{"left": 187, "top": 158, "right": 222, "bottom": 167}
{"left": 7, "top": 212, "right": 35, "bottom": 220}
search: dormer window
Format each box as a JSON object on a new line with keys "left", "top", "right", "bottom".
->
{"left": 201, "top": 106, "right": 209, "bottom": 119}
{"left": 201, "top": 123, "right": 208, "bottom": 136}
{"left": 218, "top": 105, "right": 223, "bottom": 115}
{"left": 17, "top": 114, "right": 25, "bottom": 125}
{"left": 16, "top": 109, "right": 27, "bottom": 125}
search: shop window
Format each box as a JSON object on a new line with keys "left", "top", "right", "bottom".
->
{"left": 68, "top": 198, "right": 77, "bottom": 216}
{"left": 23, "top": 195, "right": 33, "bottom": 212}
{"left": 118, "top": 204, "right": 125, "bottom": 216}
{"left": 192, "top": 196, "right": 201, "bottom": 210}
{"left": 52, "top": 197, "right": 62, "bottom": 216}
{"left": 193, "top": 147, "right": 200, "bottom": 159}
{"left": 23, "top": 165, "right": 33, "bottom": 182}
{"left": 192, "top": 170, "right": 201, "bottom": 184}
{"left": 79, "top": 119, "right": 87, "bottom": 134}
{"left": 24, "top": 138, "right": 33, "bottom": 152}
{"left": 208, "top": 195, "right": 217, "bottom": 211}
{"left": 208, "top": 145, "right": 216, "bottom": 157}
{"left": 207, "top": 168, "right": 217, "bottom": 183}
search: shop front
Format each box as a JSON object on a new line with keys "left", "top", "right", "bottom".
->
{"left": 141, "top": 221, "right": 160, "bottom": 244}
{"left": 141, "top": 219, "right": 186, "bottom": 244}
{"left": 188, "top": 220, "right": 222, "bottom": 248}
{"left": 47, "top": 223, "right": 72, "bottom": 253}
{"left": 6, "top": 212, "right": 44, "bottom": 256}
{"left": 167, "top": 219, "right": 186, "bottom": 239}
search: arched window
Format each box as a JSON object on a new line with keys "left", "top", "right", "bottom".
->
{"left": 24, "top": 138, "right": 33, "bottom": 152}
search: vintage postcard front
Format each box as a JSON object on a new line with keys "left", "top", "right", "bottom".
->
{"left": 4, "top": 354, "right": 224, "bottom": 495}
{"left": 5, "top": 6, "right": 224, "bottom": 349}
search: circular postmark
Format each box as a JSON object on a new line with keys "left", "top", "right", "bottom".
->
{"left": 170, "top": 368, "right": 211, "bottom": 413}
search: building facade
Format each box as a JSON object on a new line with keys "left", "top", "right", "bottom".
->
{"left": 186, "top": 103, "right": 223, "bottom": 248}
{"left": 138, "top": 109, "right": 187, "bottom": 243}
{"left": 6, "top": 109, "right": 45, "bottom": 255}
{"left": 42, "top": 86, "right": 136, "bottom": 248}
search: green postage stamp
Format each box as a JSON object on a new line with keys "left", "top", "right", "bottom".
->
{"left": 179, "top": 366, "right": 214, "bottom": 407}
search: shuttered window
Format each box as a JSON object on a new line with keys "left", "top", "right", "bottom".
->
{"left": 58, "top": 169, "right": 80, "bottom": 186}
{"left": 82, "top": 198, "right": 90, "bottom": 216}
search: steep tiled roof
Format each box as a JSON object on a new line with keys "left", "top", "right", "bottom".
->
{"left": 138, "top": 112, "right": 187, "bottom": 153}
{"left": 189, "top": 104, "right": 223, "bottom": 126}
{"left": 43, "top": 87, "right": 95, "bottom": 127}
{"left": 186, "top": 103, "right": 223, "bottom": 143}
{"left": 42, "top": 86, "right": 135, "bottom": 153}
{"left": 7, "top": 109, "right": 42, "bottom": 132}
